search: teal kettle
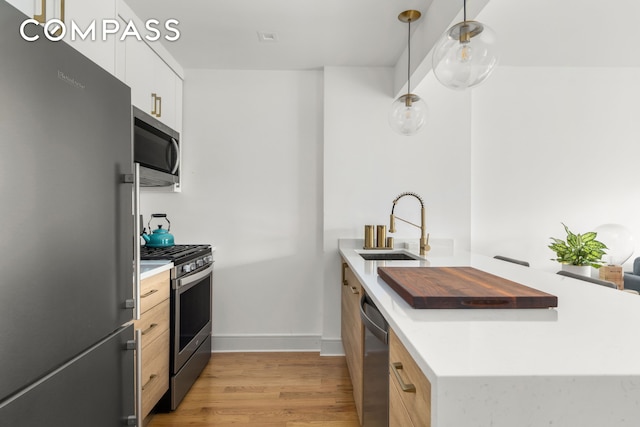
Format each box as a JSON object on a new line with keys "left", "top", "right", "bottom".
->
{"left": 141, "top": 214, "right": 175, "bottom": 248}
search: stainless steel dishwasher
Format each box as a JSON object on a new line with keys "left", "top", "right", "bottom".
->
{"left": 360, "top": 294, "right": 389, "bottom": 427}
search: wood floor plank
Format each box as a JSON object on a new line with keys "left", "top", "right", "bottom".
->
{"left": 146, "top": 352, "right": 360, "bottom": 427}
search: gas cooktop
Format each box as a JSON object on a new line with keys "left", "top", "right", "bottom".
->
{"left": 140, "top": 244, "right": 211, "bottom": 262}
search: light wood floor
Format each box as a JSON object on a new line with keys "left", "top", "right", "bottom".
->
{"left": 147, "top": 352, "right": 360, "bottom": 427}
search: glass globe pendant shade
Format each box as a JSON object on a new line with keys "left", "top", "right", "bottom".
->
{"left": 388, "top": 93, "right": 428, "bottom": 136}
{"left": 594, "top": 224, "right": 635, "bottom": 265}
{"left": 432, "top": 20, "right": 500, "bottom": 90}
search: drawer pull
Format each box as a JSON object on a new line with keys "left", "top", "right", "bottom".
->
{"left": 142, "top": 374, "right": 158, "bottom": 391}
{"left": 141, "top": 289, "right": 158, "bottom": 298}
{"left": 350, "top": 286, "right": 359, "bottom": 295}
{"left": 342, "top": 263, "right": 349, "bottom": 286}
{"left": 141, "top": 323, "right": 158, "bottom": 335}
{"left": 391, "top": 362, "right": 416, "bottom": 393}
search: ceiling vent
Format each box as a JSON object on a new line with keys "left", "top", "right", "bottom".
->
{"left": 257, "top": 31, "right": 279, "bottom": 42}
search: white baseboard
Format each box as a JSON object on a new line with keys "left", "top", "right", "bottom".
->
{"left": 211, "top": 334, "right": 345, "bottom": 356}
{"left": 320, "top": 339, "right": 345, "bottom": 356}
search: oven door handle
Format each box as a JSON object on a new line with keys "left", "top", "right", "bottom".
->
{"left": 176, "top": 265, "right": 213, "bottom": 291}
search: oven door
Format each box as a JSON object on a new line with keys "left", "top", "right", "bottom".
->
{"left": 173, "top": 265, "right": 213, "bottom": 373}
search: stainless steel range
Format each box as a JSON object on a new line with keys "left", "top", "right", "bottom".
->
{"left": 140, "top": 244, "right": 214, "bottom": 410}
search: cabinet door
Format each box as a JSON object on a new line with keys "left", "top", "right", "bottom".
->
{"left": 139, "top": 270, "right": 171, "bottom": 315}
{"left": 141, "top": 330, "right": 170, "bottom": 418}
{"left": 125, "top": 34, "right": 156, "bottom": 114}
{"left": 153, "top": 53, "right": 178, "bottom": 129}
{"left": 63, "top": 0, "right": 116, "bottom": 74}
{"left": 5, "top": 0, "right": 33, "bottom": 16}
{"left": 124, "top": 34, "right": 180, "bottom": 130}
{"left": 389, "top": 328, "right": 431, "bottom": 427}
{"left": 6, "top": 0, "right": 116, "bottom": 74}
{"left": 0, "top": 325, "right": 135, "bottom": 427}
{"left": 341, "top": 262, "right": 364, "bottom": 424}
{"left": 389, "top": 377, "right": 416, "bottom": 427}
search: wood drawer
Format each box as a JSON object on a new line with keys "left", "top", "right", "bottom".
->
{"left": 140, "top": 270, "right": 170, "bottom": 315}
{"left": 390, "top": 373, "right": 416, "bottom": 427}
{"left": 133, "top": 298, "right": 170, "bottom": 349}
{"left": 389, "top": 328, "right": 431, "bottom": 427}
{"left": 141, "top": 329, "right": 170, "bottom": 419}
{"left": 341, "top": 262, "right": 363, "bottom": 425}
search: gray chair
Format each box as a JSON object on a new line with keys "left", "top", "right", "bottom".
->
{"left": 493, "top": 255, "right": 530, "bottom": 267}
{"left": 556, "top": 270, "right": 617, "bottom": 288}
{"left": 623, "top": 258, "right": 640, "bottom": 293}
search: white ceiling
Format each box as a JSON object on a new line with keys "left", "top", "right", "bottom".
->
{"left": 123, "top": 0, "right": 435, "bottom": 70}
{"left": 480, "top": 0, "right": 640, "bottom": 68}
{"left": 123, "top": 0, "right": 640, "bottom": 71}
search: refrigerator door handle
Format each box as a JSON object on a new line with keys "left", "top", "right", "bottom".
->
{"left": 133, "top": 163, "right": 141, "bottom": 320}
{"left": 121, "top": 163, "right": 141, "bottom": 320}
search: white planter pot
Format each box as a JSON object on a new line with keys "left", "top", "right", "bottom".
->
{"left": 561, "top": 264, "right": 591, "bottom": 277}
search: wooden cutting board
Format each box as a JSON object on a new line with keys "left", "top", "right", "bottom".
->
{"left": 378, "top": 266, "right": 558, "bottom": 309}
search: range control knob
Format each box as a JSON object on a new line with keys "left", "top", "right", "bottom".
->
{"left": 183, "top": 264, "right": 192, "bottom": 273}
{"left": 196, "top": 259, "right": 204, "bottom": 268}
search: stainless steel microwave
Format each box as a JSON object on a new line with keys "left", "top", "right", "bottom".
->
{"left": 133, "top": 106, "right": 180, "bottom": 187}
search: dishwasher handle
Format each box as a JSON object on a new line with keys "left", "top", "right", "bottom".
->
{"left": 360, "top": 295, "right": 388, "bottom": 344}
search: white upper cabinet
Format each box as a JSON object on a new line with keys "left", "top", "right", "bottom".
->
{"left": 62, "top": 0, "right": 117, "bottom": 75}
{"left": 124, "top": 34, "right": 181, "bottom": 131}
{"left": 116, "top": 0, "right": 183, "bottom": 132}
{"left": 7, "top": 0, "right": 184, "bottom": 133}
{"left": 7, "top": 0, "right": 117, "bottom": 74}
{"left": 5, "top": 0, "right": 34, "bottom": 16}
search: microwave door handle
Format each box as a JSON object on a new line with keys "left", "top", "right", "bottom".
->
{"left": 170, "top": 137, "right": 180, "bottom": 174}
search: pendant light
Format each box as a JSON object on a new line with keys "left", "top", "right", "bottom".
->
{"left": 389, "top": 10, "right": 428, "bottom": 136}
{"left": 432, "top": 0, "right": 499, "bottom": 90}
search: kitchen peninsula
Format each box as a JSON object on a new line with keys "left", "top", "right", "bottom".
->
{"left": 339, "top": 239, "right": 640, "bottom": 426}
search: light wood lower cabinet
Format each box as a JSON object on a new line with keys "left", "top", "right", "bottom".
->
{"left": 134, "top": 270, "right": 171, "bottom": 419}
{"left": 341, "top": 261, "right": 364, "bottom": 425}
{"left": 389, "top": 328, "right": 431, "bottom": 427}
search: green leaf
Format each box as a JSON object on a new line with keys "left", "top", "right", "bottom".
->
{"left": 549, "top": 223, "right": 607, "bottom": 266}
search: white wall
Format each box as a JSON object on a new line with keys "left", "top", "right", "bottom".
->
{"left": 141, "top": 69, "right": 325, "bottom": 351}
{"left": 471, "top": 66, "right": 640, "bottom": 272}
{"left": 141, "top": 65, "right": 471, "bottom": 353}
{"left": 322, "top": 67, "right": 472, "bottom": 351}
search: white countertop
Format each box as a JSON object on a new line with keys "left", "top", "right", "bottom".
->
{"left": 140, "top": 260, "right": 173, "bottom": 280}
{"left": 339, "top": 239, "right": 640, "bottom": 426}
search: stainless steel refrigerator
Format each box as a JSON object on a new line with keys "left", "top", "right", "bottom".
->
{"left": 0, "top": 1, "right": 136, "bottom": 425}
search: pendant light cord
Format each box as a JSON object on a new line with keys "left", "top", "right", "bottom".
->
{"left": 407, "top": 17, "right": 411, "bottom": 94}
{"left": 463, "top": 0, "right": 467, "bottom": 22}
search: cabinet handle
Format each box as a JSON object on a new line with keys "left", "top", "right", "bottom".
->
{"left": 342, "top": 262, "right": 349, "bottom": 286}
{"left": 151, "top": 93, "right": 162, "bottom": 118}
{"left": 141, "top": 323, "right": 158, "bottom": 335}
{"left": 34, "top": 0, "right": 65, "bottom": 37}
{"left": 34, "top": 0, "right": 46, "bottom": 23}
{"left": 141, "top": 374, "right": 158, "bottom": 391}
{"left": 350, "top": 286, "right": 359, "bottom": 295}
{"left": 141, "top": 289, "right": 158, "bottom": 298}
{"left": 391, "top": 362, "right": 416, "bottom": 393}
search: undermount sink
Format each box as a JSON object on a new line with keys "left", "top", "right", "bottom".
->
{"left": 359, "top": 252, "right": 421, "bottom": 261}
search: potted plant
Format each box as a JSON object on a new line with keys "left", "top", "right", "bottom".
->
{"left": 548, "top": 223, "right": 608, "bottom": 276}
